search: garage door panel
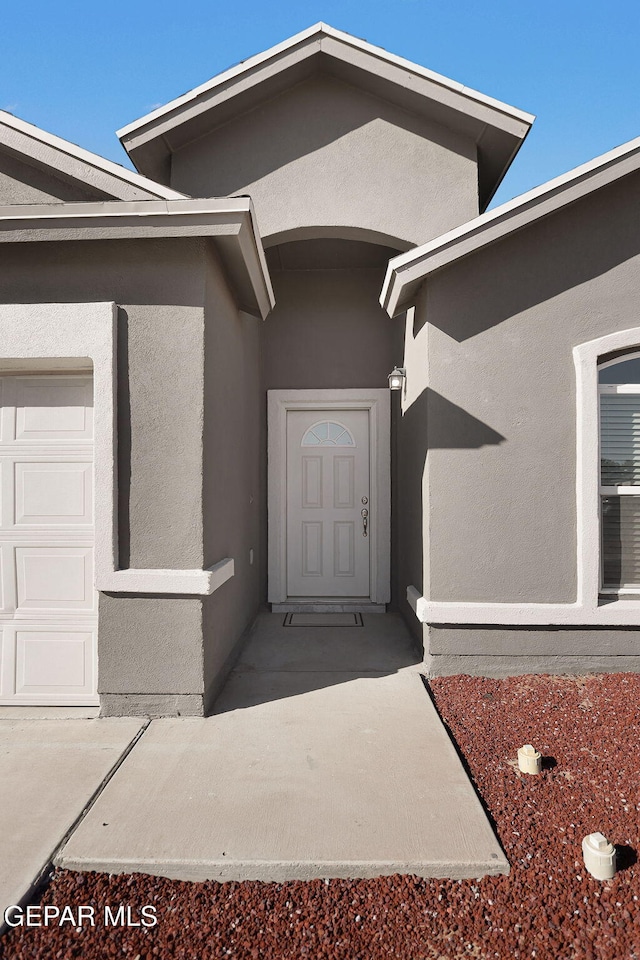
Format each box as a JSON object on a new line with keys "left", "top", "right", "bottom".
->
{"left": 14, "top": 461, "right": 93, "bottom": 526}
{"left": 0, "top": 379, "right": 9, "bottom": 443}
{"left": 14, "top": 628, "right": 95, "bottom": 697}
{"left": 0, "top": 374, "right": 97, "bottom": 704}
{"left": 0, "top": 544, "right": 11, "bottom": 613}
{"left": 15, "top": 547, "right": 95, "bottom": 612}
{"left": 0, "top": 626, "right": 12, "bottom": 697}
{"left": 14, "top": 377, "right": 93, "bottom": 442}
{"left": 0, "top": 458, "right": 10, "bottom": 530}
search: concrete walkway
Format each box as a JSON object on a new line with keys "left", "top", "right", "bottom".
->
{"left": 58, "top": 613, "right": 509, "bottom": 882}
{"left": 0, "top": 717, "right": 143, "bottom": 923}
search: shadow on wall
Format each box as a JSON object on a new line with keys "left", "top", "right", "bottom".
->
{"left": 420, "top": 389, "right": 505, "bottom": 449}
{"left": 175, "top": 74, "right": 473, "bottom": 199}
{"left": 421, "top": 172, "right": 640, "bottom": 343}
{"left": 394, "top": 384, "right": 505, "bottom": 629}
{"left": 0, "top": 150, "right": 112, "bottom": 203}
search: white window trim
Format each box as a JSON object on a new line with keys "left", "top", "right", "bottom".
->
{"left": 408, "top": 325, "right": 640, "bottom": 626}
{"left": 574, "top": 328, "right": 640, "bottom": 614}
{"left": 0, "top": 304, "right": 232, "bottom": 597}
{"left": 267, "top": 389, "right": 390, "bottom": 605}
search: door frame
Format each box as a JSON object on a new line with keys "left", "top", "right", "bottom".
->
{"left": 267, "top": 389, "right": 390, "bottom": 604}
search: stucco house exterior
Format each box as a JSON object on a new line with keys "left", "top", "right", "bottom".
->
{"left": 0, "top": 23, "right": 638, "bottom": 715}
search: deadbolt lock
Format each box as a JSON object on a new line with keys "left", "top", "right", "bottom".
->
{"left": 361, "top": 496, "right": 368, "bottom": 505}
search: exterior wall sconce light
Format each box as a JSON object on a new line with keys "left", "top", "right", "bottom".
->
{"left": 388, "top": 366, "right": 406, "bottom": 391}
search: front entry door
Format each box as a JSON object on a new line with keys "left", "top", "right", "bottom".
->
{"left": 286, "top": 409, "right": 370, "bottom": 597}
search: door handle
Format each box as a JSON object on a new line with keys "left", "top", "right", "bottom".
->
{"left": 361, "top": 507, "right": 368, "bottom": 538}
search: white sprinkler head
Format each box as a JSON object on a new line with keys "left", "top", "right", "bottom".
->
{"left": 582, "top": 832, "right": 616, "bottom": 881}
{"left": 517, "top": 744, "right": 542, "bottom": 775}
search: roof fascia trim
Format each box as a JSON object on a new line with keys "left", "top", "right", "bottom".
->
{"left": 117, "top": 24, "right": 325, "bottom": 141}
{"left": 0, "top": 196, "right": 253, "bottom": 222}
{"left": 117, "top": 22, "right": 533, "bottom": 148}
{"left": 382, "top": 135, "right": 640, "bottom": 316}
{"left": 0, "top": 111, "right": 187, "bottom": 201}
{"left": 318, "top": 27, "right": 534, "bottom": 127}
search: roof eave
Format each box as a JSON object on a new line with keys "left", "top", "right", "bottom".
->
{"left": 0, "top": 111, "right": 188, "bottom": 202}
{"left": 381, "top": 134, "right": 640, "bottom": 317}
{"left": 117, "top": 23, "right": 533, "bottom": 199}
{"left": 0, "top": 198, "right": 274, "bottom": 320}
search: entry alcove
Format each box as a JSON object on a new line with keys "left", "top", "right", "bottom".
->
{"left": 260, "top": 236, "right": 406, "bottom": 612}
{"left": 263, "top": 237, "right": 401, "bottom": 392}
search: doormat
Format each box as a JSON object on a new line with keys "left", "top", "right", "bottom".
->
{"left": 283, "top": 613, "right": 363, "bottom": 627}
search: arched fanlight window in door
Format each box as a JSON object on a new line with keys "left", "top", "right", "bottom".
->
{"left": 301, "top": 420, "right": 355, "bottom": 447}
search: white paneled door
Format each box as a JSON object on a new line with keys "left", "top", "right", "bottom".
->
{"left": 0, "top": 375, "right": 97, "bottom": 705}
{"left": 286, "top": 409, "right": 370, "bottom": 597}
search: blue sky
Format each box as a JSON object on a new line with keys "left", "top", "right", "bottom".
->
{"left": 2, "top": 0, "right": 639, "bottom": 207}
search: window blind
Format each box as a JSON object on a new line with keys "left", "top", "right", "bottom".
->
{"left": 600, "top": 394, "right": 640, "bottom": 487}
{"left": 601, "top": 495, "right": 640, "bottom": 587}
{"left": 600, "top": 392, "right": 640, "bottom": 588}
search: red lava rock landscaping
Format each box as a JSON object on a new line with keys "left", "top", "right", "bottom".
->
{"left": 2, "top": 672, "right": 640, "bottom": 959}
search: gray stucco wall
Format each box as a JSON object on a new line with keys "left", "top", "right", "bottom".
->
{"left": 170, "top": 74, "right": 478, "bottom": 248}
{"left": 0, "top": 238, "right": 207, "bottom": 570}
{"left": 201, "top": 245, "right": 264, "bottom": 709}
{"left": 98, "top": 595, "right": 204, "bottom": 708}
{"left": 0, "top": 237, "right": 210, "bottom": 712}
{"left": 263, "top": 260, "right": 396, "bottom": 392}
{"left": 0, "top": 150, "right": 110, "bottom": 203}
{"left": 392, "top": 308, "right": 427, "bottom": 643}
{"left": 397, "top": 168, "right": 640, "bottom": 666}
{"left": 425, "top": 625, "right": 640, "bottom": 676}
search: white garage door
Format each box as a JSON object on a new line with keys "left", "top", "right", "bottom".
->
{"left": 0, "top": 374, "right": 98, "bottom": 705}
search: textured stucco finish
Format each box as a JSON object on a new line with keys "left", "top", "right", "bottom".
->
{"left": 428, "top": 625, "right": 640, "bottom": 657}
{"left": 0, "top": 150, "right": 108, "bottom": 204}
{"left": 427, "top": 653, "right": 640, "bottom": 677}
{"left": 399, "top": 170, "right": 640, "bottom": 620}
{"left": 263, "top": 260, "right": 396, "bottom": 391}
{"left": 201, "top": 246, "right": 263, "bottom": 708}
{"left": 99, "top": 694, "right": 204, "bottom": 717}
{"left": 426, "top": 622, "right": 640, "bottom": 674}
{"left": 0, "top": 238, "right": 206, "bottom": 571}
{"left": 123, "top": 300, "right": 204, "bottom": 569}
{"left": 170, "top": 75, "right": 478, "bottom": 248}
{"left": 97, "top": 595, "right": 204, "bottom": 695}
{"left": 389, "top": 310, "right": 428, "bottom": 642}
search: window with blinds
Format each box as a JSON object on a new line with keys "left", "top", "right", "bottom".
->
{"left": 599, "top": 353, "right": 640, "bottom": 590}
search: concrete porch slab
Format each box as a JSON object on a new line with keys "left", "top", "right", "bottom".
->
{"left": 0, "top": 718, "right": 144, "bottom": 922}
{"left": 58, "top": 616, "right": 508, "bottom": 882}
